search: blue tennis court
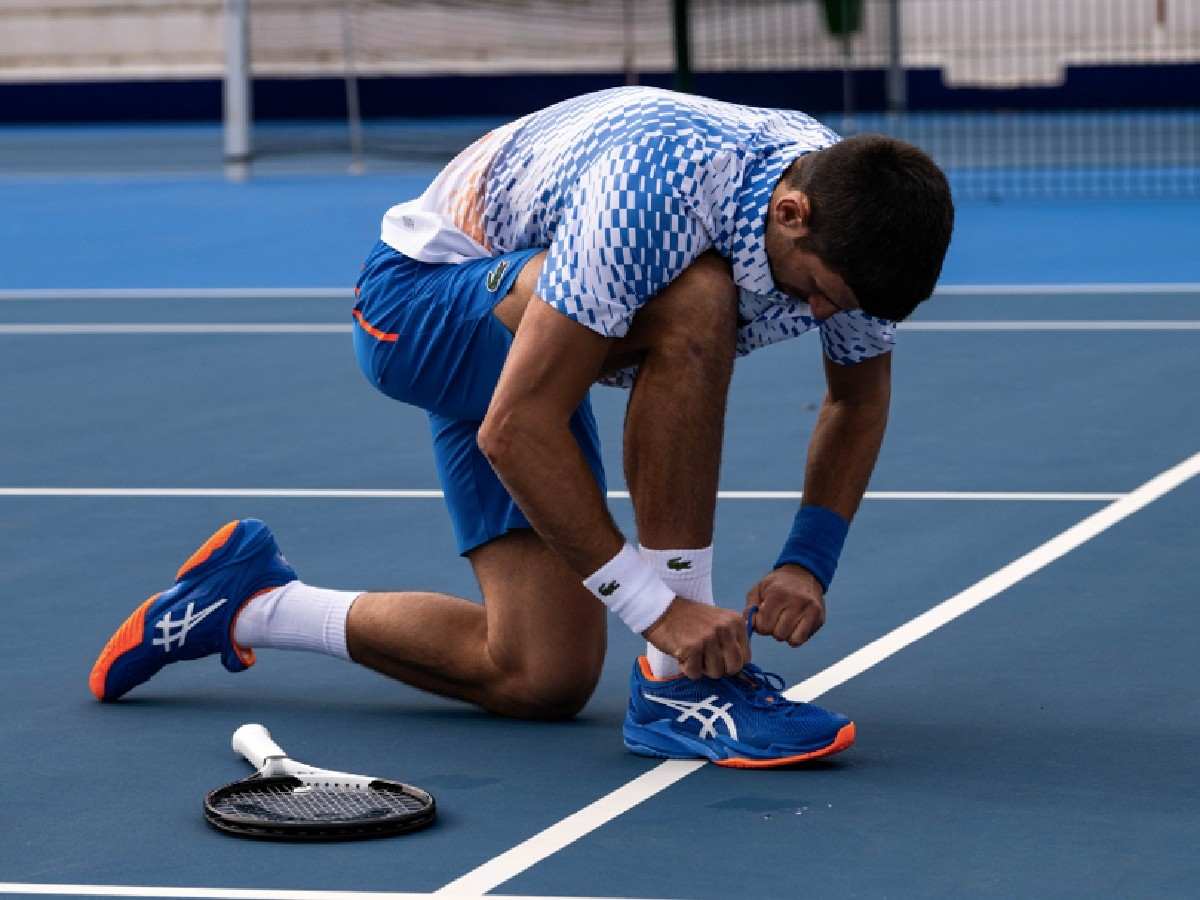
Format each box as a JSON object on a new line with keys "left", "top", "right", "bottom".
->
{"left": 1, "top": 155, "right": 1198, "bottom": 899}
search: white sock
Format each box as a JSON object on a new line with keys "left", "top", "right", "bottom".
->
{"left": 233, "top": 581, "right": 360, "bottom": 661}
{"left": 639, "top": 545, "right": 714, "bottom": 678}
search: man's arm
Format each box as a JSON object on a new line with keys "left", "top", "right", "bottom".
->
{"left": 746, "top": 350, "right": 892, "bottom": 645}
{"left": 477, "top": 297, "right": 621, "bottom": 575}
{"left": 480, "top": 296, "right": 749, "bottom": 676}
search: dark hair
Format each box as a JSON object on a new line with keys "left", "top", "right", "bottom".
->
{"left": 787, "top": 134, "right": 954, "bottom": 322}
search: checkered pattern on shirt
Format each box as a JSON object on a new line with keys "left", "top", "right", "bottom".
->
{"left": 467, "top": 87, "right": 896, "bottom": 380}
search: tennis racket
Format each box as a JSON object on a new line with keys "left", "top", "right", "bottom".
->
{"left": 203, "top": 723, "right": 436, "bottom": 841}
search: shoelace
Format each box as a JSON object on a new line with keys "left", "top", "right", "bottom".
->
{"left": 736, "top": 606, "right": 801, "bottom": 711}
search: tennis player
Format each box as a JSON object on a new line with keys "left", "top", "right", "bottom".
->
{"left": 92, "top": 86, "right": 953, "bottom": 768}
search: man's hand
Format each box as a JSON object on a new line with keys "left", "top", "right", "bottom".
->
{"left": 744, "top": 565, "right": 826, "bottom": 647}
{"left": 643, "top": 597, "right": 749, "bottom": 680}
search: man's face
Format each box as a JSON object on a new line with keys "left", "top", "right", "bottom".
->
{"left": 764, "top": 179, "right": 860, "bottom": 321}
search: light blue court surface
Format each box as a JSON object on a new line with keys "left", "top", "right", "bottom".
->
{"left": 1, "top": 161, "right": 1198, "bottom": 899}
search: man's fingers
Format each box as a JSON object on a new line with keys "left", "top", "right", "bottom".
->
{"left": 678, "top": 652, "right": 703, "bottom": 680}
{"left": 752, "top": 597, "right": 780, "bottom": 635}
{"left": 721, "top": 630, "right": 745, "bottom": 676}
{"left": 772, "top": 611, "right": 799, "bottom": 643}
{"left": 744, "top": 582, "right": 764, "bottom": 615}
{"left": 788, "top": 612, "right": 824, "bottom": 647}
{"left": 702, "top": 643, "right": 726, "bottom": 679}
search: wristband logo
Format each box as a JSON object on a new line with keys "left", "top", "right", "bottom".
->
{"left": 598, "top": 580, "right": 620, "bottom": 597}
{"left": 666, "top": 557, "right": 692, "bottom": 571}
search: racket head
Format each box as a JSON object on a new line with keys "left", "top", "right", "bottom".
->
{"left": 204, "top": 774, "right": 436, "bottom": 841}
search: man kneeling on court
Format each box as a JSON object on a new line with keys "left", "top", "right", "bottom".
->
{"left": 91, "top": 87, "right": 954, "bottom": 768}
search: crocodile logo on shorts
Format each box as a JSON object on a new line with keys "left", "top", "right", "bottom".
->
{"left": 485, "top": 260, "right": 509, "bottom": 292}
{"left": 598, "top": 580, "right": 620, "bottom": 597}
{"left": 667, "top": 557, "right": 692, "bottom": 571}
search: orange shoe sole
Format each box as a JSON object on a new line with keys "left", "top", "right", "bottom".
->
{"left": 714, "top": 721, "right": 857, "bottom": 769}
{"left": 88, "top": 593, "right": 159, "bottom": 701}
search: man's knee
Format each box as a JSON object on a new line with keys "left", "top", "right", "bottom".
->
{"left": 493, "top": 661, "right": 602, "bottom": 720}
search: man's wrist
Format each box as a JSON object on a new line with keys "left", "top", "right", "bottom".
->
{"left": 774, "top": 505, "right": 849, "bottom": 592}
{"left": 775, "top": 562, "right": 826, "bottom": 592}
{"left": 583, "top": 542, "right": 675, "bottom": 634}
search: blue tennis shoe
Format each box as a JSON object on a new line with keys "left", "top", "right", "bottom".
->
{"left": 89, "top": 519, "right": 297, "bottom": 701}
{"left": 623, "top": 655, "right": 856, "bottom": 768}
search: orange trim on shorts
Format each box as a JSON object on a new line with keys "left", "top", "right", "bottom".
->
{"left": 714, "top": 721, "right": 857, "bottom": 769}
{"left": 89, "top": 593, "right": 160, "bottom": 700}
{"left": 176, "top": 520, "right": 239, "bottom": 581}
{"left": 353, "top": 308, "right": 399, "bottom": 343}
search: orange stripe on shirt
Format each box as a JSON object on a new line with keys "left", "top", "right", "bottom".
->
{"left": 353, "top": 308, "right": 399, "bottom": 343}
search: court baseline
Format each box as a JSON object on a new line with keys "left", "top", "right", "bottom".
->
{"left": 0, "top": 885, "right": 658, "bottom": 900}
{"left": 1, "top": 282, "right": 1198, "bottom": 302}
{"left": 0, "top": 488, "right": 1122, "bottom": 501}
{"left": 1, "top": 321, "right": 1198, "bottom": 334}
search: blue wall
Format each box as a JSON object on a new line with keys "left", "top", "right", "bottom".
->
{"left": 2, "top": 63, "right": 1198, "bottom": 123}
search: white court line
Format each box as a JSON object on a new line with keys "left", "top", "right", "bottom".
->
{"left": 1, "top": 283, "right": 1198, "bottom": 301}
{"left": 0, "top": 488, "right": 1123, "bottom": 502}
{"left": 0, "top": 324, "right": 350, "bottom": 334}
{"left": 436, "top": 450, "right": 1200, "bottom": 897}
{"left": 1, "top": 321, "right": 1198, "bottom": 335}
{"left": 902, "top": 320, "right": 1200, "bottom": 331}
{"left": 0, "top": 885, "right": 658, "bottom": 900}
{"left": 0, "top": 288, "right": 352, "bottom": 301}
{"left": 932, "top": 282, "right": 1200, "bottom": 296}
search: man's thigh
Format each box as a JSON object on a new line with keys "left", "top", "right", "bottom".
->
{"left": 352, "top": 241, "right": 607, "bottom": 556}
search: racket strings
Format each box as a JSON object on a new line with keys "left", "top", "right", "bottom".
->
{"left": 212, "top": 782, "right": 427, "bottom": 824}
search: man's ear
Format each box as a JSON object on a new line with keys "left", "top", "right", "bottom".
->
{"left": 772, "top": 190, "right": 812, "bottom": 239}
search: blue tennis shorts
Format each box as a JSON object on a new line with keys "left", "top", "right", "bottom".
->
{"left": 353, "top": 240, "right": 607, "bottom": 555}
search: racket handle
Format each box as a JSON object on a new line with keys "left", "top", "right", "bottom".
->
{"left": 232, "top": 723, "right": 287, "bottom": 769}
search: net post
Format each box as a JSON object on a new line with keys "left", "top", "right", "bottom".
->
{"left": 622, "top": 0, "right": 638, "bottom": 86}
{"left": 839, "top": 0, "right": 855, "bottom": 133}
{"left": 886, "top": 0, "right": 906, "bottom": 113}
{"left": 672, "top": 0, "right": 692, "bottom": 93}
{"left": 223, "top": 0, "right": 252, "bottom": 181}
{"left": 341, "top": 0, "right": 366, "bottom": 175}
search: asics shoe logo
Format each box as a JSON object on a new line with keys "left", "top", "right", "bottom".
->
{"left": 666, "top": 557, "right": 692, "bottom": 571}
{"left": 485, "top": 260, "right": 509, "bottom": 292}
{"left": 598, "top": 580, "right": 620, "bottom": 597}
{"left": 153, "top": 598, "right": 228, "bottom": 652}
{"left": 643, "top": 692, "right": 738, "bottom": 740}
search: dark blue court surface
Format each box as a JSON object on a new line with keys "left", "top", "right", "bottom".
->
{"left": 1, "top": 165, "right": 1198, "bottom": 899}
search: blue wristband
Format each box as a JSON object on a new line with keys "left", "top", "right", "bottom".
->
{"left": 773, "top": 505, "right": 849, "bottom": 592}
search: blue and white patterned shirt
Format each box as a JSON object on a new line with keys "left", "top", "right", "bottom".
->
{"left": 381, "top": 87, "right": 895, "bottom": 387}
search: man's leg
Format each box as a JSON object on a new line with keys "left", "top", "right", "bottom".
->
{"left": 617, "top": 252, "right": 737, "bottom": 550}
{"left": 345, "top": 530, "right": 605, "bottom": 720}
{"left": 614, "top": 253, "right": 737, "bottom": 676}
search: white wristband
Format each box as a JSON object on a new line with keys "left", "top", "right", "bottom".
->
{"left": 583, "top": 542, "right": 675, "bottom": 635}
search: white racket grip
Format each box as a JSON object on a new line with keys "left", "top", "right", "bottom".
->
{"left": 232, "top": 723, "right": 287, "bottom": 770}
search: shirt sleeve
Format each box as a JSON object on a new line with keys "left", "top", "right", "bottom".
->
{"left": 535, "top": 147, "right": 714, "bottom": 339}
{"left": 819, "top": 310, "right": 897, "bottom": 365}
